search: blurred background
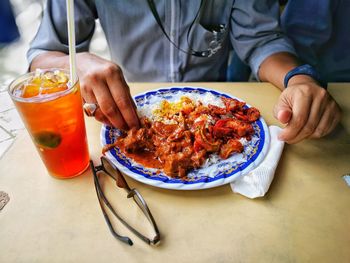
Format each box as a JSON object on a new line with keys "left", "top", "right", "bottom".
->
{"left": 0, "top": 0, "right": 109, "bottom": 158}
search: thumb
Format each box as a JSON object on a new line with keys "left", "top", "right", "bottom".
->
{"left": 274, "top": 102, "right": 292, "bottom": 124}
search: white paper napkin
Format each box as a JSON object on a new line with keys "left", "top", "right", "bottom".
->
{"left": 230, "top": 126, "right": 284, "bottom": 198}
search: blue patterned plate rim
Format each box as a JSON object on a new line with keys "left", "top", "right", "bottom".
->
{"left": 100, "top": 86, "right": 270, "bottom": 190}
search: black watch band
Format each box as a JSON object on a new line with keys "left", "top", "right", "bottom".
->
{"left": 284, "top": 64, "right": 326, "bottom": 89}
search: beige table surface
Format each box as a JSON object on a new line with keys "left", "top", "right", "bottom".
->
{"left": 1, "top": 82, "right": 349, "bottom": 263}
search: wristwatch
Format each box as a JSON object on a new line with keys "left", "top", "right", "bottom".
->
{"left": 283, "top": 64, "right": 326, "bottom": 89}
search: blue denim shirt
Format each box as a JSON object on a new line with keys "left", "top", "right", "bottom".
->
{"left": 28, "top": 0, "right": 295, "bottom": 82}
{"left": 281, "top": 0, "right": 350, "bottom": 82}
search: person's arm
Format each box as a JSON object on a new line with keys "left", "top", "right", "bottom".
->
{"left": 28, "top": 0, "right": 140, "bottom": 130}
{"left": 230, "top": 0, "right": 341, "bottom": 144}
{"left": 230, "top": 0, "right": 297, "bottom": 81}
{"left": 257, "top": 52, "right": 299, "bottom": 89}
{"left": 258, "top": 52, "right": 341, "bottom": 144}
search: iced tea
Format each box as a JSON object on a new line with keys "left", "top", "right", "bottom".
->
{"left": 8, "top": 69, "right": 89, "bottom": 178}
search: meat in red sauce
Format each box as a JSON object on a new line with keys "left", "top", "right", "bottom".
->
{"left": 103, "top": 96, "right": 260, "bottom": 178}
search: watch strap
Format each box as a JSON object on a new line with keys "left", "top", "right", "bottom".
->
{"left": 284, "top": 64, "right": 326, "bottom": 89}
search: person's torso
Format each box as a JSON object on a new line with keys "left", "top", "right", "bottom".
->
{"left": 94, "top": 0, "right": 233, "bottom": 82}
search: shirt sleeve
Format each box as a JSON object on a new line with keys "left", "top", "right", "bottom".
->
{"left": 230, "top": 0, "right": 297, "bottom": 79}
{"left": 281, "top": 0, "right": 334, "bottom": 65}
{"left": 27, "top": 0, "right": 97, "bottom": 66}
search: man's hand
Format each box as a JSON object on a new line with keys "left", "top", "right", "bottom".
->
{"left": 258, "top": 52, "right": 342, "bottom": 144}
{"left": 77, "top": 53, "right": 140, "bottom": 130}
{"left": 274, "top": 78, "right": 341, "bottom": 144}
{"left": 30, "top": 51, "right": 140, "bottom": 130}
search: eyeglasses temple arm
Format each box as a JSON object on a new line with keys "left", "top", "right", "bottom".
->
{"left": 92, "top": 162, "right": 154, "bottom": 245}
{"left": 91, "top": 161, "right": 133, "bottom": 246}
{"left": 130, "top": 190, "right": 161, "bottom": 245}
{"left": 114, "top": 167, "right": 132, "bottom": 192}
{"left": 100, "top": 156, "right": 131, "bottom": 192}
{"left": 96, "top": 158, "right": 161, "bottom": 245}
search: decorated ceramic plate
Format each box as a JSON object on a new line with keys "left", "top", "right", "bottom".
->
{"left": 101, "top": 87, "right": 270, "bottom": 190}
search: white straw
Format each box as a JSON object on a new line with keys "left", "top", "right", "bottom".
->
{"left": 66, "top": 0, "right": 76, "bottom": 85}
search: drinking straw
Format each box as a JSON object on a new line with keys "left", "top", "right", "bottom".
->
{"left": 66, "top": 0, "right": 76, "bottom": 85}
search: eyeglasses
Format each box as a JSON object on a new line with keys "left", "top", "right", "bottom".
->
{"left": 90, "top": 157, "right": 160, "bottom": 246}
{"left": 147, "top": 0, "right": 226, "bottom": 57}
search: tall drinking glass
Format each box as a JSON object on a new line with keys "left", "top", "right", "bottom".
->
{"left": 8, "top": 69, "right": 90, "bottom": 179}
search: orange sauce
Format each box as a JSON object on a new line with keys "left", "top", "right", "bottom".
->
{"left": 115, "top": 140, "right": 163, "bottom": 170}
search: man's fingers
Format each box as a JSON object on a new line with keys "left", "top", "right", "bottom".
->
{"left": 284, "top": 91, "right": 328, "bottom": 143}
{"left": 273, "top": 98, "right": 292, "bottom": 124}
{"left": 106, "top": 66, "right": 140, "bottom": 129}
{"left": 309, "top": 101, "right": 341, "bottom": 139}
{"left": 280, "top": 87, "right": 341, "bottom": 144}
{"left": 91, "top": 78, "right": 129, "bottom": 130}
{"left": 78, "top": 54, "right": 139, "bottom": 130}
{"left": 272, "top": 81, "right": 341, "bottom": 144}
{"left": 98, "top": 95, "right": 128, "bottom": 130}
{"left": 276, "top": 108, "right": 292, "bottom": 124}
{"left": 94, "top": 109, "right": 114, "bottom": 127}
{"left": 273, "top": 98, "right": 290, "bottom": 122}
{"left": 80, "top": 80, "right": 113, "bottom": 126}
{"left": 278, "top": 92, "right": 312, "bottom": 142}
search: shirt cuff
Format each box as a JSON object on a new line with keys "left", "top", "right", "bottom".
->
{"left": 248, "top": 38, "right": 297, "bottom": 81}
